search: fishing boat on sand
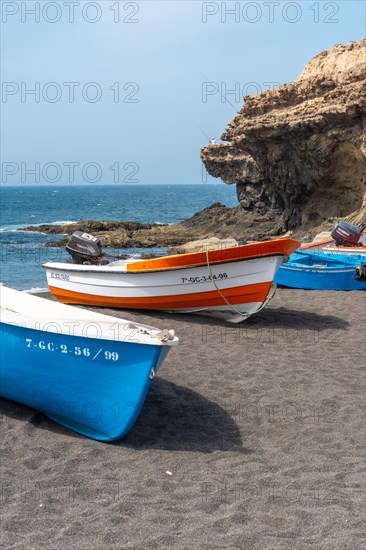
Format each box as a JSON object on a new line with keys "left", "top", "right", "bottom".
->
{"left": 275, "top": 250, "right": 366, "bottom": 291}
{"left": 301, "top": 221, "right": 366, "bottom": 257}
{"left": 0, "top": 285, "right": 178, "bottom": 442}
{"left": 43, "top": 232, "right": 300, "bottom": 323}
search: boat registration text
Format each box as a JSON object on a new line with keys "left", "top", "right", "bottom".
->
{"left": 181, "top": 273, "right": 228, "bottom": 284}
{"left": 25, "top": 339, "right": 119, "bottom": 362}
{"left": 50, "top": 272, "right": 70, "bottom": 281}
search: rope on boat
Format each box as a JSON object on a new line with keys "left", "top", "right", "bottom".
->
{"left": 205, "top": 247, "right": 276, "bottom": 319}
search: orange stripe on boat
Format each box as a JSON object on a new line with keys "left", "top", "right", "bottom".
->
{"left": 126, "top": 238, "right": 300, "bottom": 272}
{"left": 300, "top": 239, "right": 333, "bottom": 249}
{"left": 49, "top": 282, "right": 272, "bottom": 310}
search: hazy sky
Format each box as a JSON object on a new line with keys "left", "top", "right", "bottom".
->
{"left": 1, "top": 0, "right": 365, "bottom": 185}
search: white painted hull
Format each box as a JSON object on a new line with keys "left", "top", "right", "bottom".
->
{"left": 44, "top": 257, "right": 278, "bottom": 323}
{"left": 44, "top": 239, "right": 300, "bottom": 323}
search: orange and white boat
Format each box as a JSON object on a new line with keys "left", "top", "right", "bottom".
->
{"left": 43, "top": 233, "right": 299, "bottom": 323}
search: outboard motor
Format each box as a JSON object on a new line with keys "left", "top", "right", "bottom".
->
{"left": 331, "top": 221, "right": 363, "bottom": 247}
{"left": 355, "top": 262, "right": 366, "bottom": 282}
{"left": 66, "top": 231, "right": 104, "bottom": 264}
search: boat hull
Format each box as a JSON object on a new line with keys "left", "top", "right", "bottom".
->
{"left": 301, "top": 240, "right": 366, "bottom": 258}
{"left": 46, "top": 259, "right": 280, "bottom": 323}
{"left": 275, "top": 253, "right": 366, "bottom": 290}
{"left": 0, "top": 322, "right": 170, "bottom": 442}
{"left": 44, "top": 239, "right": 300, "bottom": 323}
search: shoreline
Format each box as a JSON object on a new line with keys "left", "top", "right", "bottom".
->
{"left": 17, "top": 201, "right": 339, "bottom": 251}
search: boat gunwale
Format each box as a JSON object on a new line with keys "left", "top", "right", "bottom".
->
{"left": 279, "top": 265, "right": 358, "bottom": 273}
{"left": 0, "top": 318, "right": 178, "bottom": 347}
{"left": 125, "top": 238, "right": 300, "bottom": 272}
{"left": 0, "top": 286, "right": 178, "bottom": 346}
{"left": 300, "top": 239, "right": 333, "bottom": 249}
{"left": 44, "top": 251, "right": 294, "bottom": 275}
{"left": 300, "top": 239, "right": 366, "bottom": 253}
{"left": 289, "top": 250, "right": 363, "bottom": 266}
{"left": 43, "top": 239, "right": 299, "bottom": 274}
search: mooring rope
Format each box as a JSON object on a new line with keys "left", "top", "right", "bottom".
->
{"left": 205, "top": 247, "right": 277, "bottom": 319}
{"left": 205, "top": 247, "right": 250, "bottom": 318}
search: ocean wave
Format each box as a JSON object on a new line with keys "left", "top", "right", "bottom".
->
{"left": 0, "top": 220, "right": 77, "bottom": 232}
{"left": 42, "top": 220, "right": 77, "bottom": 226}
{"left": 31, "top": 220, "right": 77, "bottom": 227}
{"left": 0, "top": 225, "right": 30, "bottom": 232}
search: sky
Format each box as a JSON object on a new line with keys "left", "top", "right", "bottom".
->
{"left": 1, "top": 0, "right": 365, "bottom": 185}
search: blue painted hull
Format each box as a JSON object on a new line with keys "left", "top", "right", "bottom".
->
{"left": 275, "top": 252, "right": 366, "bottom": 291}
{"left": 0, "top": 322, "right": 170, "bottom": 441}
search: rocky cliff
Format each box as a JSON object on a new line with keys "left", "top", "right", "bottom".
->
{"left": 201, "top": 40, "right": 366, "bottom": 237}
{"left": 22, "top": 41, "right": 365, "bottom": 251}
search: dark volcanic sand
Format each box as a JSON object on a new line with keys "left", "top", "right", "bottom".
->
{"left": 1, "top": 289, "right": 365, "bottom": 549}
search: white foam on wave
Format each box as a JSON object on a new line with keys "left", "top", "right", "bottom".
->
{"left": 44, "top": 220, "right": 77, "bottom": 226}
{"left": 27, "top": 220, "right": 77, "bottom": 227}
{"left": 0, "top": 224, "right": 29, "bottom": 232}
{"left": 0, "top": 229, "right": 48, "bottom": 235}
{"left": 0, "top": 220, "right": 77, "bottom": 232}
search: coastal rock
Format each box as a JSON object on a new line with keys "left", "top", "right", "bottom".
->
{"left": 22, "top": 203, "right": 281, "bottom": 249}
{"left": 345, "top": 193, "right": 366, "bottom": 226}
{"left": 201, "top": 40, "right": 366, "bottom": 234}
{"left": 312, "top": 231, "right": 332, "bottom": 244}
{"left": 168, "top": 237, "right": 238, "bottom": 255}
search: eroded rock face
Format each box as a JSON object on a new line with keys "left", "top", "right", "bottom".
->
{"left": 201, "top": 40, "right": 366, "bottom": 234}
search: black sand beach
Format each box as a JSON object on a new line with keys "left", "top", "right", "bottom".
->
{"left": 1, "top": 289, "right": 365, "bottom": 549}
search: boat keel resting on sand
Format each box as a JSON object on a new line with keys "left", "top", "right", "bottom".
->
{"left": 0, "top": 285, "right": 178, "bottom": 442}
{"left": 43, "top": 234, "right": 300, "bottom": 323}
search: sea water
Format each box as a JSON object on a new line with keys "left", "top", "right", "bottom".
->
{"left": 0, "top": 184, "right": 238, "bottom": 290}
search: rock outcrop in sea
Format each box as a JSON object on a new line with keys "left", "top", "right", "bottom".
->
{"left": 201, "top": 39, "right": 366, "bottom": 238}
{"left": 23, "top": 203, "right": 255, "bottom": 249}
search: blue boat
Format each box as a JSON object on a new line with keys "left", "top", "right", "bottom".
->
{"left": 274, "top": 251, "right": 366, "bottom": 291}
{"left": 0, "top": 285, "right": 178, "bottom": 441}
